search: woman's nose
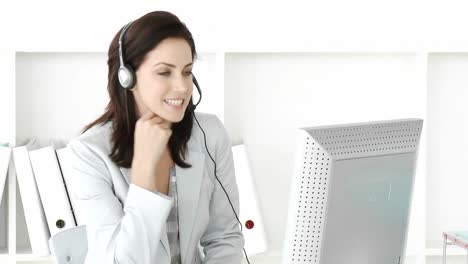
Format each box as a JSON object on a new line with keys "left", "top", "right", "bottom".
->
{"left": 173, "top": 77, "right": 191, "bottom": 93}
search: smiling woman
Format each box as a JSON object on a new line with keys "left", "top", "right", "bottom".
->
{"left": 66, "top": 10, "right": 245, "bottom": 264}
{"left": 133, "top": 38, "right": 194, "bottom": 120}
{"left": 82, "top": 11, "right": 198, "bottom": 169}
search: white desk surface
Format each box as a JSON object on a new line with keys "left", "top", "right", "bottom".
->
{"left": 242, "top": 250, "right": 422, "bottom": 264}
{"left": 242, "top": 250, "right": 282, "bottom": 264}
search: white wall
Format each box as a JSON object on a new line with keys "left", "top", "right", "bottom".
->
{"left": 4, "top": 0, "right": 468, "bottom": 52}
{"left": 15, "top": 53, "right": 109, "bottom": 146}
{"left": 14, "top": 52, "right": 220, "bottom": 147}
{"left": 427, "top": 53, "right": 468, "bottom": 248}
{"left": 1, "top": 0, "right": 466, "bottom": 52}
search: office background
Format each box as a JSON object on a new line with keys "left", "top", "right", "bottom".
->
{"left": 1, "top": 1, "right": 468, "bottom": 263}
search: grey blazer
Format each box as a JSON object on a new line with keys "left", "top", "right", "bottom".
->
{"left": 67, "top": 112, "right": 245, "bottom": 264}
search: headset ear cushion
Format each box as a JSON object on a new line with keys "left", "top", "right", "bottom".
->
{"left": 118, "top": 64, "right": 136, "bottom": 89}
{"left": 125, "top": 65, "right": 136, "bottom": 89}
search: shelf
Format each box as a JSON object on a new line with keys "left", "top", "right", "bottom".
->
{"left": 426, "top": 247, "right": 468, "bottom": 256}
{"left": 15, "top": 254, "right": 53, "bottom": 262}
{"left": 2, "top": 49, "right": 465, "bottom": 263}
{"left": 0, "top": 254, "right": 12, "bottom": 263}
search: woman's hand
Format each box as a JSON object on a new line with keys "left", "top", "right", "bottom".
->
{"left": 131, "top": 111, "right": 172, "bottom": 192}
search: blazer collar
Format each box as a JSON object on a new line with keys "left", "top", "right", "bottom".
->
{"left": 119, "top": 148, "right": 206, "bottom": 263}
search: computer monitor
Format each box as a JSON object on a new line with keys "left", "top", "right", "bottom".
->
{"left": 282, "top": 119, "right": 423, "bottom": 264}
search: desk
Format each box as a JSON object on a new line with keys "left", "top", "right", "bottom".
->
{"left": 443, "top": 231, "right": 468, "bottom": 264}
{"left": 242, "top": 250, "right": 282, "bottom": 264}
{"left": 242, "top": 250, "right": 423, "bottom": 264}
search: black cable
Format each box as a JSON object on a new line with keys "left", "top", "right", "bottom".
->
{"left": 192, "top": 112, "right": 252, "bottom": 264}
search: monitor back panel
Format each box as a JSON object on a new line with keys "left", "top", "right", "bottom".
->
{"left": 282, "top": 119, "right": 422, "bottom": 264}
{"left": 320, "top": 153, "right": 416, "bottom": 264}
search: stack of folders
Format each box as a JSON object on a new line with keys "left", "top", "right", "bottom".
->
{"left": 13, "top": 139, "right": 77, "bottom": 257}
{"left": 0, "top": 142, "right": 11, "bottom": 208}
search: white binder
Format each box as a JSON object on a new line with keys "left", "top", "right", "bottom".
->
{"left": 232, "top": 144, "right": 268, "bottom": 255}
{"left": 29, "top": 146, "right": 76, "bottom": 237}
{"left": 0, "top": 144, "right": 11, "bottom": 207}
{"left": 56, "top": 147, "right": 82, "bottom": 226}
{"left": 13, "top": 143, "right": 51, "bottom": 256}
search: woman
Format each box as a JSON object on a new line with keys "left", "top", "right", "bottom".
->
{"left": 67, "top": 11, "right": 245, "bottom": 264}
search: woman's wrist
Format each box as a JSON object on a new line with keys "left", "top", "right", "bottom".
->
{"left": 131, "top": 162, "right": 158, "bottom": 192}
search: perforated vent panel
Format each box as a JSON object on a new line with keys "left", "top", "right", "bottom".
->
{"left": 306, "top": 119, "right": 423, "bottom": 160}
{"left": 283, "top": 119, "right": 423, "bottom": 264}
{"left": 283, "top": 131, "right": 332, "bottom": 264}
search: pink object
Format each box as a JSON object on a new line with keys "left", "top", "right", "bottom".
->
{"left": 444, "top": 232, "right": 468, "bottom": 249}
{"left": 442, "top": 231, "right": 468, "bottom": 264}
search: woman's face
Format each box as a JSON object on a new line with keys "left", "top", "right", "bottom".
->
{"left": 132, "top": 37, "right": 193, "bottom": 124}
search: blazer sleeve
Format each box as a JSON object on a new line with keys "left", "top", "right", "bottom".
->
{"left": 199, "top": 116, "right": 245, "bottom": 263}
{"left": 67, "top": 138, "right": 173, "bottom": 264}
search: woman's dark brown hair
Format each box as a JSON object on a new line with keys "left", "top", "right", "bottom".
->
{"left": 82, "top": 11, "right": 197, "bottom": 168}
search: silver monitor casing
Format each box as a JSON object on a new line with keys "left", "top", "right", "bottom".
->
{"left": 282, "top": 119, "right": 423, "bottom": 264}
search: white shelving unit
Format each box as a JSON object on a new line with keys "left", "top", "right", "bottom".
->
{"left": 1, "top": 50, "right": 431, "bottom": 264}
{"left": 2, "top": 1, "right": 468, "bottom": 264}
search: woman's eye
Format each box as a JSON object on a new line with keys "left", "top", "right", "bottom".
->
{"left": 184, "top": 71, "right": 193, "bottom": 76}
{"left": 158, "top": 72, "right": 170, "bottom": 76}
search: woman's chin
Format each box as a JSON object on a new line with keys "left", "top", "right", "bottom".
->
{"left": 158, "top": 111, "right": 185, "bottom": 123}
{"left": 160, "top": 103, "right": 187, "bottom": 120}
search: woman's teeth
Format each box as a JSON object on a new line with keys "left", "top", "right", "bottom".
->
{"left": 164, "top": 99, "right": 183, "bottom": 106}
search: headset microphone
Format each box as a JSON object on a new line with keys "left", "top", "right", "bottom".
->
{"left": 187, "top": 75, "right": 202, "bottom": 112}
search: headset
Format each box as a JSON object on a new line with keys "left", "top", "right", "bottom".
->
{"left": 118, "top": 21, "right": 251, "bottom": 263}
{"left": 118, "top": 21, "right": 136, "bottom": 90}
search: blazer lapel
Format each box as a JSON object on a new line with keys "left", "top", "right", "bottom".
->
{"left": 176, "top": 149, "right": 205, "bottom": 264}
{"left": 119, "top": 148, "right": 206, "bottom": 264}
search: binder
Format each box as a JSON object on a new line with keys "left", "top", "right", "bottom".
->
{"left": 0, "top": 144, "right": 11, "bottom": 207}
{"left": 13, "top": 142, "right": 51, "bottom": 256}
{"left": 232, "top": 144, "right": 268, "bottom": 255}
{"left": 29, "top": 146, "right": 76, "bottom": 237}
{"left": 56, "top": 146, "right": 82, "bottom": 225}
